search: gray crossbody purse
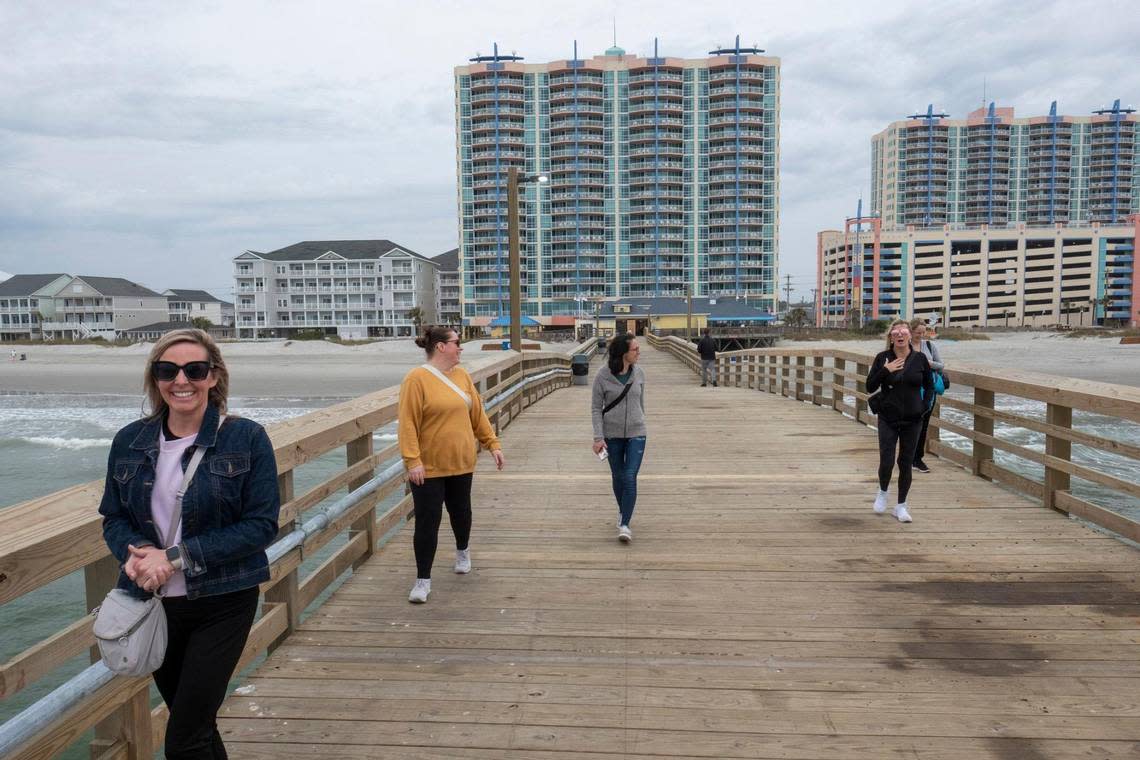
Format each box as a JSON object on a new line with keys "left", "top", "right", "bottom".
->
{"left": 93, "top": 435, "right": 211, "bottom": 676}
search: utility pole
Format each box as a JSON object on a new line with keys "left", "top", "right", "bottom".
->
{"left": 685, "top": 284, "right": 693, "bottom": 341}
{"left": 810, "top": 287, "right": 818, "bottom": 326}
{"left": 507, "top": 167, "right": 522, "bottom": 352}
{"left": 783, "top": 274, "right": 793, "bottom": 316}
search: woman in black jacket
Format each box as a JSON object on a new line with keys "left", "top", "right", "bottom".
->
{"left": 866, "top": 319, "right": 934, "bottom": 523}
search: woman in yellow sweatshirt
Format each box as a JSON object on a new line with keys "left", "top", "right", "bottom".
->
{"left": 399, "top": 325, "right": 504, "bottom": 603}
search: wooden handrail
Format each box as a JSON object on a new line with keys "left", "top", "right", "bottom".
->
{"left": 646, "top": 332, "right": 1140, "bottom": 544}
{"left": 0, "top": 349, "right": 575, "bottom": 759}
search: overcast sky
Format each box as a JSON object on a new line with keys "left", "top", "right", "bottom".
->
{"left": 1, "top": 0, "right": 1136, "bottom": 302}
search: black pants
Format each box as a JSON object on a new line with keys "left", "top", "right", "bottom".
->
{"left": 913, "top": 403, "right": 934, "bottom": 465}
{"left": 155, "top": 586, "right": 259, "bottom": 760}
{"left": 877, "top": 417, "right": 921, "bottom": 504}
{"left": 411, "top": 473, "right": 473, "bottom": 579}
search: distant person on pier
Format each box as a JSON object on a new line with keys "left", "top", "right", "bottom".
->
{"left": 99, "top": 328, "right": 280, "bottom": 759}
{"left": 697, "top": 328, "right": 718, "bottom": 387}
{"left": 399, "top": 325, "right": 504, "bottom": 604}
{"left": 866, "top": 319, "right": 934, "bottom": 523}
{"left": 909, "top": 318, "right": 945, "bottom": 473}
{"left": 591, "top": 332, "right": 647, "bottom": 543}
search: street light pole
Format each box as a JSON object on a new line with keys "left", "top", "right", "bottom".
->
{"left": 506, "top": 166, "right": 548, "bottom": 353}
{"left": 507, "top": 167, "right": 522, "bottom": 353}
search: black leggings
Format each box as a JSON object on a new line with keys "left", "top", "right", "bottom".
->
{"left": 877, "top": 417, "right": 921, "bottom": 503}
{"left": 156, "top": 586, "right": 260, "bottom": 760}
{"left": 914, "top": 404, "right": 934, "bottom": 464}
{"left": 411, "top": 473, "right": 473, "bottom": 578}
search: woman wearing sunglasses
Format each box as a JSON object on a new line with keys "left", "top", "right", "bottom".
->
{"left": 399, "top": 325, "right": 504, "bottom": 603}
{"left": 99, "top": 328, "right": 280, "bottom": 759}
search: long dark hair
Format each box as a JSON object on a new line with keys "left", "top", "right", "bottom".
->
{"left": 607, "top": 332, "right": 635, "bottom": 375}
{"left": 415, "top": 325, "right": 456, "bottom": 357}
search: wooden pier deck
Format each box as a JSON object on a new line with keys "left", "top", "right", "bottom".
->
{"left": 218, "top": 344, "right": 1140, "bottom": 759}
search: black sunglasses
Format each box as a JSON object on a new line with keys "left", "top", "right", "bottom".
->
{"left": 151, "top": 360, "right": 212, "bottom": 382}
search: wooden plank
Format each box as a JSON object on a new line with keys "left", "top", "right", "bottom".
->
{"left": 0, "top": 613, "right": 94, "bottom": 699}
{"left": 298, "top": 531, "right": 369, "bottom": 610}
{"left": 1055, "top": 490, "right": 1140, "bottom": 543}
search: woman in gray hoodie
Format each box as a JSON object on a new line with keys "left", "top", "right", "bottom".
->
{"left": 591, "top": 333, "right": 647, "bottom": 543}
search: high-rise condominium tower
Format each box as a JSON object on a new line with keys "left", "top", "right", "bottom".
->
{"left": 872, "top": 100, "right": 1137, "bottom": 229}
{"left": 454, "top": 37, "right": 780, "bottom": 325}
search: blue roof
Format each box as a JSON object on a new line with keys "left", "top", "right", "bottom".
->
{"left": 488, "top": 315, "right": 540, "bottom": 326}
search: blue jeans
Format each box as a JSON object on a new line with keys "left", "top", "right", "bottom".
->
{"left": 605, "top": 436, "right": 646, "bottom": 526}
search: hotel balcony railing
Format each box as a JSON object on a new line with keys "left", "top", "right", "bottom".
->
{"left": 471, "top": 105, "right": 525, "bottom": 117}
{"left": 550, "top": 219, "right": 606, "bottom": 229}
{"left": 550, "top": 147, "right": 605, "bottom": 157}
{"left": 708, "top": 114, "right": 767, "bottom": 126}
{"left": 469, "top": 90, "right": 524, "bottom": 103}
{"left": 549, "top": 117, "right": 604, "bottom": 128}
{"left": 627, "top": 190, "right": 684, "bottom": 199}
{"left": 708, "top": 130, "right": 767, "bottom": 142}
{"left": 709, "top": 201, "right": 767, "bottom": 211}
{"left": 551, "top": 206, "right": 605, "bottom": 216}
{"left": 628, "top": 85, "right": 683, "bottom": 98}
{"left": 629, "top": 71, "right": 684, "bottom": 83}
{"left": 629, "top": 145, "right": 683, "bottom": 156}
{"left": 550, "top": 103, "right": 605, "bottom": 115}
{"left": 708, "top": 69, "right": 767, "bottom": 82}
{"left": 709, "top": 99, "right": 765, "bottom": 112}
{"left": 708, "top": 85, "right": 768, "bottom": 96}
{"left": 629, "top": 116, "right": 684, "bottom": 127}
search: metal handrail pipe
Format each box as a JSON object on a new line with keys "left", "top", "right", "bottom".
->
{"left": 0, "top": 662, "right": 114, "bottom": 756}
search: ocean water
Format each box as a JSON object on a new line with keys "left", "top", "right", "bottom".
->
{"left": 0, "top": 392, "right": 402, "bottom": 755}
{"left": 935, "top": 388, "right": 1140, "bottom": 523}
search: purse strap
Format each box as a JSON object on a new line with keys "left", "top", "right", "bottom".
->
{"left": 421, "top": 363, "right": 472, "bottom": 408}
{"left": 602, "top": 376, "right": 634, "bottom": 415}
{"left": 162, "top": 415, "right": 225, "bottom": 549}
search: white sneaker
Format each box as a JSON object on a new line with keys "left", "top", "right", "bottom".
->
{"left": 454, "top": 549, "right": 471, "bottom": 574}
{"left": 618, "top": 525, "right": 632, "bottom": 543}
{"left": 408, "top": 578, "right": 431, "bottom": 603}
{"left": 893, "top": 504, "right": 913, "bottom": 523}
{"left": 873, "top": 490, "right": 889, "bottom": 514}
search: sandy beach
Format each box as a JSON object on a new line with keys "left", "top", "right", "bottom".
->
{"left": 779, "top": 332, "right": 1140, "bottom": 388}
{"left": 0, "top": 339, "right": 575, "bottom": 398}
{"left": 0, "top": 333, "right": 1136, "bottom": 397}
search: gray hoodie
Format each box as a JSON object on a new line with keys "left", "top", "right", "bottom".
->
{"left": 591, "top": 364, "right": 647, "bottom": 440}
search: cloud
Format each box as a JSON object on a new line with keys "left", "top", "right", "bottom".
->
{"left": 1, "top": 0, "right": 1137, "bottom": 299}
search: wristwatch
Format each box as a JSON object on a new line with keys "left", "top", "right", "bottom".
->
{"left": 165, "top": 546, "right": 184, "bottom": 571}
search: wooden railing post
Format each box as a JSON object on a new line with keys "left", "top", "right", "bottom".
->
{"left": 812, "top": 356, "right": 824, "bottom": 406}
{"left": 1044, "top": 402, "right": 1073, "bottom": 510}
{"left": 795, "top": 356, "right": 806, "bottom": 401}
{"left": 972, "top": 389, "right": 995, "bottom": 478}
{"left": 85, "top": 554, "right": 125, "bottom": 759}
{"left": 855, "top": 362, "right": 869, "bottom": 421}
{"left": 766, "top": 354, "right": 777, "bottom": 393}
{"left": 265, "top": 471, "right": 298, "bottom": 651}
{"left": 832, "top": 357, "right": 845, "bottom": 412}
{"left": 347, "top": 433, "right": 376, "bottom": 571}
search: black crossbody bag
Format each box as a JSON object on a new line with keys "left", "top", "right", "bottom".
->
{"left": 602, "top": 380, "right": 633, "bottom": 415}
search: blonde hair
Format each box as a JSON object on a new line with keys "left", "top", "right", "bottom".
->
{"left": 143, "top": 329, "right": 229, "bottom": 418}
{"left": 884, "top": 319, "right": 911, "bottom": 350}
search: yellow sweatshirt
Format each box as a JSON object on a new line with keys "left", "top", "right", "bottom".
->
{"left": 398, "top": 365, "right": 501, "bottom": 477}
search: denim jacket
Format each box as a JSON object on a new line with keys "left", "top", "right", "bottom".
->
{"left": 99, "top": 403, "right": 280, "bottom": 600}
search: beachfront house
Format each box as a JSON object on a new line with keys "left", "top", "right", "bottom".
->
{"left": 163, "top": 289, "right": 235, "bottom": 327}
{"left": 39, "top": 276, "right": 170, "bottom": 341}
{"left": 432, "top": 248, "right": 461, "bottom": 329}
{"left": 0, "top": 273, "right": 71, "bottom": 341}
{"left": 232, "top": 240, "right": 438, "bottom": 340}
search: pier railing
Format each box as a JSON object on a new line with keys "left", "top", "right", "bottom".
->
{"left": 648, "top": 333, "right": 1140, "bottom": 543}
{"left": 0, "top": 343, "right": 595, "bottom": 759}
